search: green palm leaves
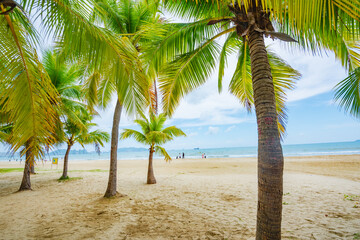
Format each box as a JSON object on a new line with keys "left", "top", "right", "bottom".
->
{"left": 0, "top": 8, "right": 59, "bottom": 156}
{"left": 121, "top": 113, "right": 185, "bottom": 161}
{"left": 65, "top": 113, "right": 110, "bottom": 149}
{"left": 149, "top": 18, "right": 299, "bottom": 135}
{"left": 334, "top": 67, "right": 360, "bottom": 118}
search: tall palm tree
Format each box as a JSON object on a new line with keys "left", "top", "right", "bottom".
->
{"left": 151, "top": 0, "right": 360, "bottom": 238}
{"left": 120, "top": 113, "right": 185, "bottom": 184}
{"left": 41, "top": 50, "right": 109, "bottom": 179}
{"left": 84, "top": 0, "right": 161, "bottom": 197}
{"left": 60, "top": 113, "right": 109, "bottom": 180}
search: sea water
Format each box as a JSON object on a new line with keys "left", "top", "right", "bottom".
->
{"left": 1, "top": 141, "right": 359, "bottom": 161}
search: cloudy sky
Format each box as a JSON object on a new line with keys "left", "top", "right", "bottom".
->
{"left": 90, "top": 38, "right": 359, "bottom": 151}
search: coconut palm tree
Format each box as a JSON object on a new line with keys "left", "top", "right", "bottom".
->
{"left": 120, "top": 113, "right": 185, "bottom": 184}
{"left": 149, "top": 0, "right": 360, "bottom": 238}
{"left": 60, "top": 112, "right": 109, "bottom": 180}
{"left": 83, "top": 0, "right": 162, "bottom": 197}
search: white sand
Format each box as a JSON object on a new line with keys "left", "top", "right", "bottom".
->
{"left": 0, "top": 155, "right": 359, "bottom": 239}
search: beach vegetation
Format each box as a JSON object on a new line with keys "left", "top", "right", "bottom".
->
{"left": 344, "top": 194, "right": 360, "bottom": 202}
{"left": 0, "top": 168, "right": 24, "bottom": 173}
{"left": 121, "top": 112, "right": 185, "bottom": 184}
{"left": 57, "top": 176, "right": 83, "bottom": 182}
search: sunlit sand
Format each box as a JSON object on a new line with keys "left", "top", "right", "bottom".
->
{"left": 0, "top": 155, "right": 359, "bottom": 239}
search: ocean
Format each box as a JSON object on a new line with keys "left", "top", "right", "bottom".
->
{"left": 1, "top": 141, "right": 359, "bottom": 162}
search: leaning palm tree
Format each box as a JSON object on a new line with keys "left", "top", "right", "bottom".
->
{"left": 150, "top": 0, "right": 360, "bottom": 238}
{"left": 60, "top": 113, "right": 109, "bottom": 180}
{"left": 120, "top": 113, "right": 185, "bottom": 184}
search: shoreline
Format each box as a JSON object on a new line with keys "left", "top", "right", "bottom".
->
{"left": 1, "top": 153, "right": 359, "bottom": 162}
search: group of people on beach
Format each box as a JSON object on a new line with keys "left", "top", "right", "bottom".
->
{"left": 176, "top": 152, "right": 185, "bottom": 159}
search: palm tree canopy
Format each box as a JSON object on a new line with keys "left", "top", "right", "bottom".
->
{"left": 0, "top": 8, "right": 59, "bottom": 156}
{"left": 120, "top": 113, "right": 185, "bottom": 161}
{"left": 159, "top": 0, "right": 360, "bottom": 118}
{"left": 83, "top": 0, "right": 159, "bottom": 115}
{"left": 141, "top": 7, "right": 300, "bottom": 136}
{"left": 64, "top": 110, "right": 110, "bottom": 153}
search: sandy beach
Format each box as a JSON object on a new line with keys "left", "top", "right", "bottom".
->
{"left": 0, "top": 154, "right": 359, "bottom": 239}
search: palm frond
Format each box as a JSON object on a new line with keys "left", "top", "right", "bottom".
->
{"left": 159, "top": 34, "right": 223, "bottom": 116}
{"left": 162, "top": 126, "right": 186, "bottom": 138}
{"left": 120, "top": 129, "right": 148, "bottom": 144}
{"left": 229, "top": 41, "right": 253, "bottom": 111}
{"left": 0, "top": 11, "right": 59, "bottom": 156}
{"left": 334, "top": 67, "right": 360, "bottom": 118}
{"left": 154, "top": 145, "right": 171, "bottom": 162}
{"left": 218, "top": 31, "right": 239, "bottom": 92}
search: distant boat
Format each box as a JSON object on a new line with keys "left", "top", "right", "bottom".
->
{"left": 194, "top": 148, "right": 200, "bottom": 150}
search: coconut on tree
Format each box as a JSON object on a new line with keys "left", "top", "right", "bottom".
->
{"left": 120, "top": 113, "right": 185, "bottom": 184}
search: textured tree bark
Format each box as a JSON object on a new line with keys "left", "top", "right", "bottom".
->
{"left": 104, "top": 99, "right": 122, "bottom": 198}
{"left": 147, "top": 146, "right": 156, "bottom": 184}
{"left": 30, "top": 163, "right": 35, "bottom": 174}
{"left": 60, "top": 143, "right": 72, "bottom": 179}
{"left": 248, "top": 30, "right": 284, "bottom": 239}
{"left": 19, "top": 141, "right": 32, "bottom": 191}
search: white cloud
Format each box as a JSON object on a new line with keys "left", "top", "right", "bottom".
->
{"left": 187, "top": 132, "right": 198, "bottom": 137}
{"left": 207, "top": 126, "right": 219, "bottom": 135}
{"left": 225, "top": 125, "right": 236, "bottom": 132}
{"left": 266, "top": 41, "right": 348, "bottom": 102}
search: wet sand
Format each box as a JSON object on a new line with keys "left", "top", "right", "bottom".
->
{"left": 0, "top": 154, "right": 359, "bottom": 239}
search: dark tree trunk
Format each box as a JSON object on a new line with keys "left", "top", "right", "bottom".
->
{"left": 60, "top": 143, "right": 72, "bottom": 179}
{"left": 19, "top": 141, "right": 32, "bottom": 191}
{"left": 30, "top": 164, "right": 35, "bottom": 174}
{"left": 104, "top": 99, "right": 122, "bottom": 198}
{"left": 248, "top": 30, "right": 284, "bottom": 239}
{"left": 147, "top": 146, "right": 156, "bottom": 184}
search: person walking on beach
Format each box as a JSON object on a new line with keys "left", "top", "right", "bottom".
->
{"left": 182, "top": 152, "right": 185, "bottom": 159}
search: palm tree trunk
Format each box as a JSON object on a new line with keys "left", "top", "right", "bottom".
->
{"left": 104, "top": 99, "right": 122, "bottom": 198}
{"left": 30, "top": 163, "right": 35, "bottom": 174}
{"left": 248, "top": 30, "right": 284, "bottom": 239}
{"left": 147, "top": 146, "right": 156, "bottom": 184}
{"left": 19, "top": 141, "right": 32, "bottom": 191}
{"left": 60, "top": 143, "right": 72, "bottom": 179}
